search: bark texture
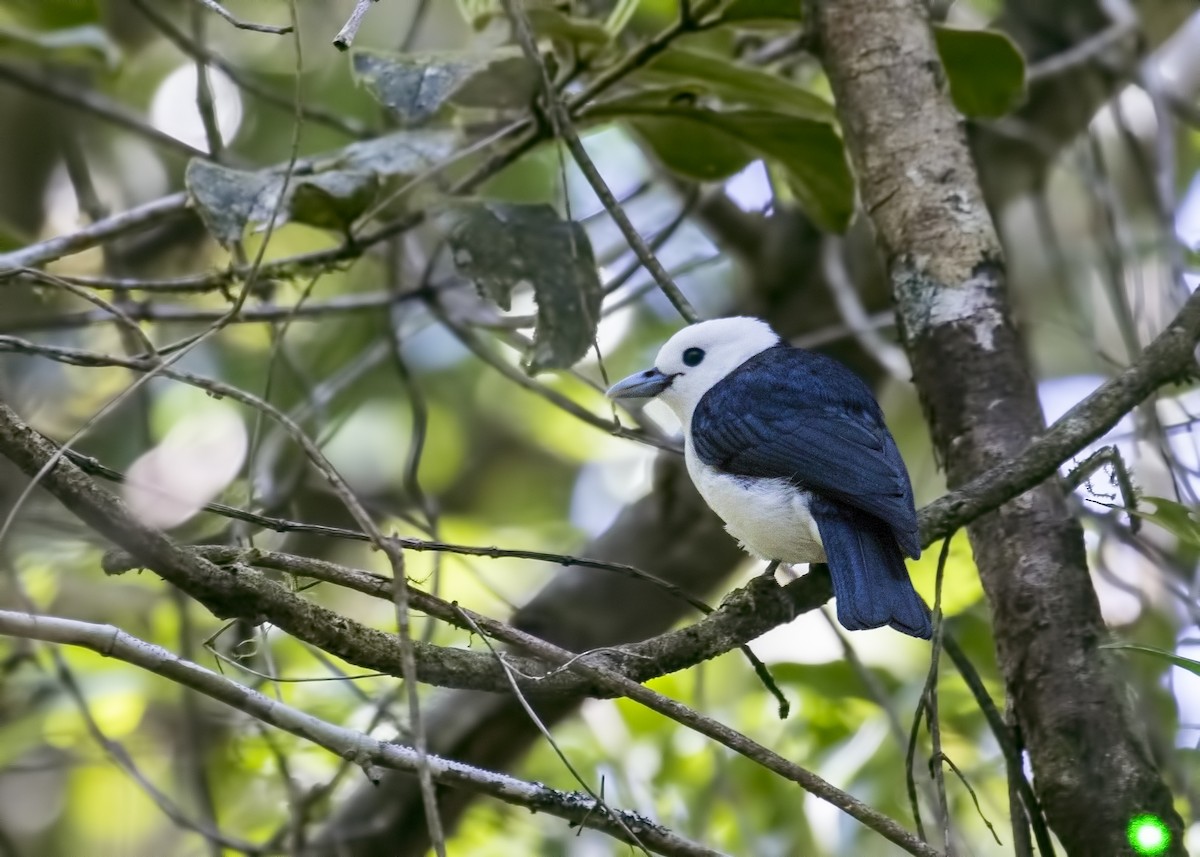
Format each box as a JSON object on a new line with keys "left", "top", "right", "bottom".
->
{"left": 810, "top": 0, "right": 1185, "bottom": 853}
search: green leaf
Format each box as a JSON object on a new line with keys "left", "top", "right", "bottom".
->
{"left": 720, "top": 0, "right": 803, "bottom": 22}
{"left": 352, "top": 48, "right": 538, "bottom": 125}
{"left": 524, "top": 8, "right": 611, "bottom": 46}
{"left": 287, "top": 171, "right": 380, "bottom": 233}
{"left": 606, "top": 103, "right": 853, "bottom": 231}
{"left": 448, "top": 203, "right": 602, "bottom": 372}
{"left": 631, "top": 114, "right": 754, "bottom": 180}
{"left": 934, "top": 26, "right": 1026, "bottom": 118}
{"left": 1101, "top": 643, "right": 1200, "bottom": 678}
{"left": 638, "top": 47, "right": 834, "bottom": 120}
{"left": 1123, "top": 496, "right": 1200, "bottom": 548}
{"left": 605, "top": 0, "right": 643, "bottom": 36}
{"left": 0, "top": 23, "right": 120, "bottom": 69}
{"left": 186, "top": 130, "right": 457, "bottom": 244}
{"left": 0, "top": 0, "right": 101, "bottom": 29}
{"left": 337, "top": 128, "right": 460, "bottom": 176}
{"left": 186, "top": 161, "right": 280, "bottom": 247}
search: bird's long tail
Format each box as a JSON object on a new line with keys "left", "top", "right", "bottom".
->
{"left": 812, "top": 504, "right": 932, "bottom": 639}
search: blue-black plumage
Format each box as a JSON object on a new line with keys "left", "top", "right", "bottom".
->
{"left": 607, "top": 317, "right": 932, "bottom": 639}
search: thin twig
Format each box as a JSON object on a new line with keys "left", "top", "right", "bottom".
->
{"left": 906, "top": 695, "right": 929, "bottom": 841}
{"left": 190, "top": 4, "right": 225, "bottom": 159}
{"left": 502, "top": 0, "right": 699, "bottom": 323}
{"left": 129, "top": 0, "right": 364, "bottom": 137}
{"left": 454, "top": 607, "right": 652, "bottom": 856}
{"left": 428, "top": 309, "right": 678, "bottom": 452}
{"left": 821, "top": 235, "right": 910, "bottom": 380}
{"left": 191, "top": 0, "right": 293, "bottom": 34}
{"left": 1025, "top": 21, "right": 1137, "bottom": 84}
{"left": 1064, "top": 444, "right": 1142, "bottom": 533}
{"left": 0, "top": 64, "right": 211, "bottom": 160}
{"left": 49, "top": 650, "right": 261, "bottom": 852}
{"left": 936, "top": 755, "right": 1003, "bottom": 846}
{"left": 924, "top": 536, "right": 954, "bottom": 855}
{"left": 0, "top": 610, "right": 725, "bottom": 857}
{"left": 0, "top": 193, "right": 189, "bottom": 271}
{"left": 333, "top": 0, "right": 376, "bottom": 50}
{"left": 0, "top": 287, "right": 434, "bottom": 332}
{"left": 940, "top": 635, "right": 1053, "bottom": 856}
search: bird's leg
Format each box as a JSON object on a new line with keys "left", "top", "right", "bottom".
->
{"left": 758, "top": 560, "right": 782, "bottom": 580}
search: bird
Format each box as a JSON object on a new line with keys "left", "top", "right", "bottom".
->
{"left": 606, "top": 316, "right": 932, "bottom": 639}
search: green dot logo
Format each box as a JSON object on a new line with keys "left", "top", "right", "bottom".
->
{"left": 1128, "top": 814, "right": 1171, "bottom": 856}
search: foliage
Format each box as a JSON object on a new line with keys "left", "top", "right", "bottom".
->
{"left": 0, "top": 0, "right": 1195, "bottom": 856}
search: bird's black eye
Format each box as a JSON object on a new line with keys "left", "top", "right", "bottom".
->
{"left": 682, "top": 347, "right": 705, "bottom": 367}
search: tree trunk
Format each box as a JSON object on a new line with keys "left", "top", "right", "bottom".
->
{"left": 810, "top": 0, "right": 1185, "bottom": 853}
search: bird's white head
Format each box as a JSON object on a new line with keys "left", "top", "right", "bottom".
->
{"left": 607, "top": 317, "right": 781, "bottom": 425}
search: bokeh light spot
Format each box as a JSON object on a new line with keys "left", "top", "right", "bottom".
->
{"left": 1128, "top": 814, "right": 1171, "bottom": 856}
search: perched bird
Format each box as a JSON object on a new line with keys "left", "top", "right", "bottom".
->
{"left": 607, "top": 316, "right": 931, "bottom": 639}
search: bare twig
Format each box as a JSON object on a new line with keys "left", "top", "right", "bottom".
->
{"left": 49, "top": 650, "right": 261, "bottom": 852}
{"left": 190, "top": 4, "right": 225, "bottom": 159}
{"left": 1025, "top": 21, "right": 1138, "bottom": 84}
{"left": 820, "top": 235, "right": 911, "bottom": 380}
{"left": 191, "top": 0, "right": 293, "bottom": 34}
{"left": 0, "top": 288, "right": 434, "bottom": 334}
{"left": 940, "top": 635, "right": 1053, "bottom": 857}
{"left": 0, "top": 610, "right": 725, "bottom": 857}
{"left": 0, "top": 64, "right": 211, "bottom": 160}
{"left": 0, "top": 193, "right": 189, "bottom": 271}
{"left": 454, "top": 607, "right": 652, "bottom": 856}
{"left": 333, "top": 0, "right": 376, "bottom": 50}
{"left": 924, "top": 536, "right": 954, "bottom": 854}
{"left": 129, "top": 0, "right": 364, "bottom": 137}
{"left": 502, "top": 0, "right": 699, "bottom": 323}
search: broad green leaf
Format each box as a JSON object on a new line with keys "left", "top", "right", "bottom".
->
{"left": 186, "top": 161, "right": 280, "bottom": 247}
{"left": 186, "top": 130, "right": 457, "bottom": 244}
{"left": 287, "top": 171, "right": 380, "bottom": 233}
{"left": 352, "top": 48, "right": 538, "bottom": 125}
{"left": 630, "top": 115, "right": 753, "bottom": 180}
{"left": 448, "top": 54, "right": 541, "bottom": 110}
{"left": 0, "top": 23, "right": 120, "bottom": 69}
{"left": 720, "top": 0, "right": 802, "bottom": 21}
{"left": 1123, "top": 496, "right": 1200, "bottom": 548}
{"left": 605, "top": 103, "right": 853, "bottom": 231}
{"left": 934, "top": 26, "right": 1026, "bottom": 118}
{"left": 639, "top": 47, "right": 834, "bottom": 120}
{"left": 337, "top": 128, "right": 460, "bottom": 176}
{"left": 1102, "top": 642, "right": 1200, "bottom": 678}
{"left": 448, "top": 203, "right": 602, "bottom": 372}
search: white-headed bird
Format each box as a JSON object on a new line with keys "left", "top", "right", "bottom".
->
{"left": 607, "top": 316, "right": 931, "bottom": 639}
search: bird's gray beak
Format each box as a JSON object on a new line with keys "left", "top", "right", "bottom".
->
{"left": 606, "top": 368, "right": 672, "bottom": 400}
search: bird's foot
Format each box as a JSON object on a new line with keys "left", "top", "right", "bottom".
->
{"left": 757, "top": 560, "right": 782, "bottom": 581}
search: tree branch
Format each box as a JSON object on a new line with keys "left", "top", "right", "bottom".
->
{"left": 0, "top": 610, "right": 722, "bottom": 857}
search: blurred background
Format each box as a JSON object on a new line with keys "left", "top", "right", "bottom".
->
{"left": 1, "top": 0, "right": 1199, "bottom": 854}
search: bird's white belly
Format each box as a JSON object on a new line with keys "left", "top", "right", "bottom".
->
{"left": 686, "top": 446, "right": 826, "bottom": 564}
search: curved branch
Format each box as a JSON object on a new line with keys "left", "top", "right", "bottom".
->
{"left": 0, "top": 610, "right": 722, "bottom": 857}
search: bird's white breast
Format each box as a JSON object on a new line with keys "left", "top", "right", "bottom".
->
{"left": 684, "top": 442, "right": 826, "bottom": 564}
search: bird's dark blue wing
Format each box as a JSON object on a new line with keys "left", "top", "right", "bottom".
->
{"left": 691, "top": 344, "right": 920, "bottom": 557}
